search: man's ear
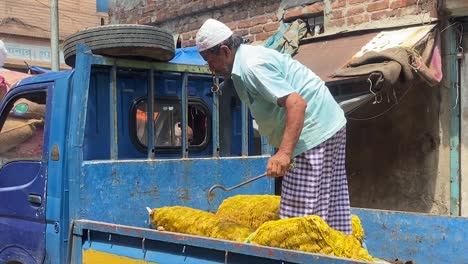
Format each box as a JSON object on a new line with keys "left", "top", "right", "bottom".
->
{"left": 220, "top": 45, "right": 231, "bottom": 58}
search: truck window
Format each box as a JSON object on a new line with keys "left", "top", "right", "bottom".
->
{"left": 132, "top": 98, "right": 209, "bottom": 152}
{"left": 0, "top": 92, "right": 46, "bottom": 166}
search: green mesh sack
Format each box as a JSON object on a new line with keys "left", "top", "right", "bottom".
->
{"left": 150, "top": 206, "right": 253, "bottom": 242}
{"left": 246, "top": 215, "right": 379, "bottom": 262}
{"left": 216, "top": 195, "right": 280, "bottom": 229}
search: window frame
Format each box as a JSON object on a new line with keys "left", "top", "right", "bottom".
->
{"left": 129, "top": 96, "right": 211, "bottom": 154}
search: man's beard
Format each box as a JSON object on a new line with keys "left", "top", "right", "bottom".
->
{"left": 221, "top": 62, "right": 231, "bottom": 80}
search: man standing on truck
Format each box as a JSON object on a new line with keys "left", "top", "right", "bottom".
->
{"left": 196, "top": 19, "right": 351, "bottom": 234}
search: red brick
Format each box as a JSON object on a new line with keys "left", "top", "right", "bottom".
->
{"left": 346, "top": 6, "right": 365, "bottom": 16}
{"left": 250, "top": 25, "right": 264, "bottom": 34}
{"left": 226, "top": 22, "right": 237, "bottom": 30}
{"left": 367, "top": 0, "right": 389, "bottom": 12}
{"left": 302, "top": 3, "right": 324, "bottom": 15}
{"left": 255, "top": 32, "right": 273, "bottom": 42}
{"left": 331, "top": 0, "right": 346, "bottom": 9}
{"left": 144, "top": 4, "right": 156, "bottom": 13}
{"left": 390, "top": 0, "right": 416, "bottom": 9}
{"left": 370, "top": 9, "right": 396, "bottom": 20}
{"left": 238, "top": 20, "right": 252, "bottom": 29}
{"left": 265, "top": 2, "right": 280, "bottom": 13}
{"left": 215, "top": 0, "right": 225, "bottom": 7}
{"left": 349, "top": 0, "right": 367, "bottom": 4}
{"left": 234, "top": 29, "right": 249, "bottom": 36}
{"left": 237, "top": 11, "right": 249, "bottom": 20}
{"left": 251, "top": 16, "right": 268, "bottom": 26}
{"left": 250, "top": 6, "right": 265, "bottom": 17}
{"left": 346, "top": 14, "right": 370, "bottom": 25}
{"left": 264, "top": 22, "right": 280, "bottom": 32}
{"left": 332, "top": 10, "right": 344, "bottom": 19}
{"left": 284, "top": 8, "right": 302, "bottom": 21}
{"left": 137, "top": 16, "right": 151, "bottom": 25}
{"left": 328, "top": 18, "right": 346, "bottom": 28}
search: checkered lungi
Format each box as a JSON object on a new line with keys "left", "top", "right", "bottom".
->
{"left": 280, "top": 127, "right": 352, "bottom": 234}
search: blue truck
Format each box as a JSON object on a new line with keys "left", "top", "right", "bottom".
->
{"left": 0, "top": 42, "right": 467, "bottom": 264}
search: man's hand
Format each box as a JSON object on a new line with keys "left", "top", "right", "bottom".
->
{"left": 266, "top": 152, "right": 291, "bottom": 177}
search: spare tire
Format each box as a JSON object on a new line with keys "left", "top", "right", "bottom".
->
{"left": 63, "top": 24, "right": 175, "bottom": 67}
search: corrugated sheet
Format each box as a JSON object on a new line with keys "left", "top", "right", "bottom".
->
{"left": 294, "top": 32, "right": 377, "bottom": 83}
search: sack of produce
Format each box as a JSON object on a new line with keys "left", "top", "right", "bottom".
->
{"left": 216, "top": 195, "right": 280, "bottom": 229}
{"left": 149, "top": 206, "right": 253, "bottom": 242}
{"left": 246, "top": 215, "right": 378, "bottom": 262}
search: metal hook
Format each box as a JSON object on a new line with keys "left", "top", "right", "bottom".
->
{"left": 142, "top": 237, "right": 146, "bottom": 253}
{"left": 211, "top": 74, "right": 222, "bottom": 95}
{"left": 182, "top": 245, "right": 186, "bottom": 253}
{"left": 224, "top": 250, "right": 229, "bottom": 264}
{"left": 368, "top": 78, "right": 382, "bottom": 104}
{"left": 87, "top": 229, "right": 91, "bottom": 246}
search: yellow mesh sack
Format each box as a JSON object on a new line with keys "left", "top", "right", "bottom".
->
{"left": 216, "top": 195, "right": 280, "bottom": 229}
{"left": 351, "top": 214, "right": 365, "bottom": 242}
{"left": 246, "top": 215, "right": 378, "bottom": 262}
{"left": 150, "top": 206, "right": 253, "bottom": 242}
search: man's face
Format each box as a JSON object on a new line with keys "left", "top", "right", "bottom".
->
{"left": 200, "top": 47, "right": 231, "bottom": 78}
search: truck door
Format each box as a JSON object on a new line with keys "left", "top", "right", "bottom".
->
{"left": 0, "top": 87, "right": 49, "bottom": 264}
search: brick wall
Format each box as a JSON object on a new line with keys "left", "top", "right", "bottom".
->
{"left": 0, "top": 0, "right": 108, "bottom": 40}
{"left": 109, "top": 0, "right": 437, "bottom": 47}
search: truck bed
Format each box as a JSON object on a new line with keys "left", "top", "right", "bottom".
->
{"left": 69, "top": 208, "right": 468, "bottom": 264}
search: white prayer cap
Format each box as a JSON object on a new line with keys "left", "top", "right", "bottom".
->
{"left": 196, "top": 19, "right": 233, "bottom": 52}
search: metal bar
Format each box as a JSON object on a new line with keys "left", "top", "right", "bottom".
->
{"left": 445, "top": 26, "right": 461, "bottom": 216}
{"left": 181, "top": 73, "right": 189, "bottom": 158}
{"left": 147, "top": 69, "right": 155, "bottom": 159}
{"left": 212, "top": 77, "right": 220, "bottom": 157}
{"left": 98, "top": 57, "right": 211, "bottom": 74}
{"left": 50, "top": 0, "right": 59, "bottom": 71}
{"left": 261, "top": 136, "right": 272, "bottom": 155}
{"left": 109, "top": 65, "right": 118, "bottom": 160}
{"left": 461, "top": 30, "right": 468, "bottom": 217}
{"left": 241, "top": 102, "right": 248, "bottom": 156}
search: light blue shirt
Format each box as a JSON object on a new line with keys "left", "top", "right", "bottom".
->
{"left": 231, "top": 44, "right": 346, "bottom": 157}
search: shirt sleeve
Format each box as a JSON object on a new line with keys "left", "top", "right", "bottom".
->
{"left": 244, "top": 62, "right": 295, "bottom": 105}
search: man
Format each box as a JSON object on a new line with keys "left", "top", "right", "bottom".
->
{"left": 196, "top": 19, "right": 351, "bottom": 234}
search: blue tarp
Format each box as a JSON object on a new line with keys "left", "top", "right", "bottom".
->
{"left": 169, "top": 46, "right": 207, "bottom": 66}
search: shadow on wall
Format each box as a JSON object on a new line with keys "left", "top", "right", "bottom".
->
{"left": 346, "top": 81, "right": 444, "bottom": 213}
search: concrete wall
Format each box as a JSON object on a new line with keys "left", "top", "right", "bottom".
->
{"left": 0, "top": 0, "right": 107, "bottom": 70}
{"left": 108, "top": 1, "right": 454, "bottom": 214}
{"left": 346, "top": 81, "right": 449, "bottom": 214}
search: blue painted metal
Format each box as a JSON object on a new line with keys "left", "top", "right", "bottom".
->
{"left": 110, "top": 65, "right": 118, "bottom": 160}
{"left": 67, "top": 43, "right": 94, "bottom": 232}
{"left": 0, "top": 162, "right": 46, "bottom": 264}
{"left": 72, "top": 219, "right": 371, "bottom": 264}
{"left": 353, "top": 208, "right": 468, "bottom": 264}
{"left": 78, "top": 157, "right": 272, "bottom": 226}
{"left": 0, "top": 82, "right": 51, "bottom": 264}
{"left": 445, "top": 26, "right": 461, "bottom": 215}
{"left": 15, "top": 70, "right": 72, "bottom": 88}
{"left": 45, "top": 75, "right": 73, "bottom": 264}
{"left": 181, "top": 72, "right": 189, "bottom": 158}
